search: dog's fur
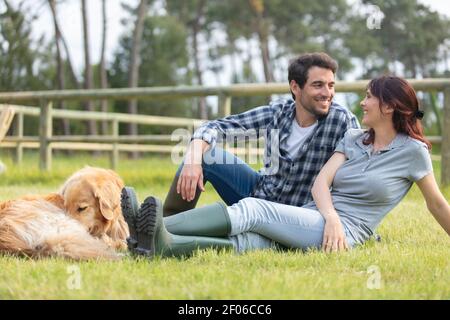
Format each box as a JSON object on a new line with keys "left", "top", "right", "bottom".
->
{"left": 0, "top": 167, "right": 129, "bottom": 260}
{"left": 60, "top": 167, "right": 129, "bottom": 249}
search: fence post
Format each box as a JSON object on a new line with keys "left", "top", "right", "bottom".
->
{"left": 39, "top": 100, "right": 52, "bottom": 171}
{"left": 441, "top": 86, "right": 450, "bottom": 186}
{"left": 111, "top": 119, "right": 119, "bottom": 169}
{"left": 218, "top": 94, "right": 232, "bottom": 117}
{"left": 14, "top": 111, "right": 23, "bottom": 165}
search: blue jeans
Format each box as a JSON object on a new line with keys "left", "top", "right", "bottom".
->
{"left": 177, "top": 147, "right": 260, "bottom": 205}
{"left": 227, "top": 197, "right": 358, "bottom": 252}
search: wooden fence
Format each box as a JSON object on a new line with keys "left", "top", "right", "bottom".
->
{"left": 0, "top": 104, "right": 207, "bottom": 169}
{"left": 0, "top": 79, "right": 449, "bottom": 184}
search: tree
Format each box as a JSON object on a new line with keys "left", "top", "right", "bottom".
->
{"left": 48, "top": 0, "right": 71, "bottom": 136}
{"left": 46, "top": 0, "right": 80, "bottom": 89}
{"left": 207, "top": 0, "right": 271, "bottom": 84}
{"left": 209, "top": 0, "right": 353, "bottom": 85}
{"left": 345, "top": 0, "right": 449, "bottom": 78}
{"left": 109, "top": 7, "right": 192, "bottom": 133}
{"left": 81, "top": 0, "right": 97, "bottom": 135}
{"left": 99, "top": 0, "right": 109, "bottom": 134}
{"left": 0, "top": 0, "right": 49, "bottom": 91}
{"left": 248, "top": 0, "right": 274, "bottom": 82}
{"left": 166, "top": 0, "right": 210, "bottom": 119}
{"left": 127, "top": 0, "right": 148, "bottom": 139}
{"left": 344, "top": 0, "right": 450, "bottom": 133}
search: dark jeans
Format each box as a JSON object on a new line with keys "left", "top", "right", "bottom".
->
{"left": 176, "top": 147, "right": 260, "bottom": 205}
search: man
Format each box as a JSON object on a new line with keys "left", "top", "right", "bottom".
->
{"left": 163, "top": 52, "right": 359, "bottom": 216}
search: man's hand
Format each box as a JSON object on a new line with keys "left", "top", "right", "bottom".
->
{"left": 176, "top": 139, "right": 209, "bottom": 202}
{"left": 322, "top": 216, "right": 349, "bottom": 253}
{"left": 177, "top": 163, "right": 205, "bottom": 201}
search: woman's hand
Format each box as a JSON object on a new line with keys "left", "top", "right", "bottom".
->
{"left": 322, "top": 216, "right": 349, "bottom": 253}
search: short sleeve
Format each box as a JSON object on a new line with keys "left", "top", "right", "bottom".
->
{"left": 334, "top": 136, "right": 345, "bottom": 154}
{"left": 333, "top": 129, "right": 364, "bottom": 157}
{"left": 408, "top": 144, "right": 433, "bottom": 181}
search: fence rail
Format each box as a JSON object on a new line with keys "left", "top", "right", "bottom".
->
{"left": 1, "top": 79, "right": 450, "bottom": 102}
{"left": 0, "top": 79, "right": 449, "bottom": 184}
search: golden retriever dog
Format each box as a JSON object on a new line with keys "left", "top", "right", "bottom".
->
{"left": 0, "top": 167, "right": 129, "bottom": 260}
{"left": 59, "top": 167, "right": 129, "bottom": 249}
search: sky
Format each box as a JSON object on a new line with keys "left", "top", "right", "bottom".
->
{"left": 4, "top": 0, "right": 450, "bottom": 85}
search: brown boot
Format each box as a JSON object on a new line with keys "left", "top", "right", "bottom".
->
{"left": 162, "top": 174, "right": 201, "bottom": 217}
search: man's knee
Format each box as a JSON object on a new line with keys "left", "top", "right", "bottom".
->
{"left": 203, "top": 147, "right": 243, "bottom": 167}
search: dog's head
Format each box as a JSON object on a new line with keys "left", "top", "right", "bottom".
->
{"left": 60, "top": 167, "right": 129, "bottom": 242}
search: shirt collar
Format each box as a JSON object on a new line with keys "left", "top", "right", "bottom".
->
{"left": 387, "top": 133, "right": 409, "bottom": 150}
{"left": 356, "top": 131, "right": 409, "bottom": 154}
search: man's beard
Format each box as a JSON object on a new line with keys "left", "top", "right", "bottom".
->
{"left": 300, "top": 96, "right": 332, "bottom": 119}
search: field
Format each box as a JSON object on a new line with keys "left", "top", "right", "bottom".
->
{"left": 0, "top": 151, "right": 449, "bottom": 299}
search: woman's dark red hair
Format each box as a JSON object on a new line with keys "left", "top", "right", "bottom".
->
{"left": 363, "top": 76, "right": 431, "bottom": 150}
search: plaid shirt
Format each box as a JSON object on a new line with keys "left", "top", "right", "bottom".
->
{"left": 193, "top": 99, "right": 360, "bottom": 207}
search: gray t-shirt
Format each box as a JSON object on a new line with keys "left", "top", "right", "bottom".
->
{"left": 303, "top": 129, "right": 433, "bottom": 243}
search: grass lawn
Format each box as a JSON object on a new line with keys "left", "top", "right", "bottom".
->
{"left": 0, "top": 151, "right": 449, "bottom": 299}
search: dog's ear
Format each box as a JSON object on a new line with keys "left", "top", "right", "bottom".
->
{"left": 94, "top": 182, "right": 120, "bottom": 221}
{"left": 106, "top": 169, "right": 125, "bottom": 189}
{"left": 108, "top": 215, "right": 130, "bottom": 241}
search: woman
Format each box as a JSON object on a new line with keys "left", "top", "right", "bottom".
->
{"left": 122, "top": 76, "right": 450, "bottom": 257}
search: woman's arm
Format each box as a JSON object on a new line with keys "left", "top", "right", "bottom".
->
{"left": 311, "top": 152, "right": 347, "bottom": 252}
{"left": 416, "top": 173, "right": 450, "bottom": 236}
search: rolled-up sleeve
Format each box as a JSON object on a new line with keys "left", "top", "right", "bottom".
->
{"left": 192, "top": 103, "right": 280, "bottom": 149}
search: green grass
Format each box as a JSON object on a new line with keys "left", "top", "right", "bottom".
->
{"left": 0, "top": 152, "right": 449, "bottom": 299}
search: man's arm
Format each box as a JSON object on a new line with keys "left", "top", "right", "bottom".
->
{"left": 192, "top": 103, "right": 279, "bottom": 149}
{"left": 179, "top": 102, "right": 282, "bottom": 201}
{"left": 177, "top": 139, "right": 210, "bottom": 201}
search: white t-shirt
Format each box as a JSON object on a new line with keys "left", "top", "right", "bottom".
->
{"left": 284, "top": 118, "right": 318, "bottom": 158}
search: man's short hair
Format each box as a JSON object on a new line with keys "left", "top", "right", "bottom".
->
{"left": 288, "top": 52, "right": 338, "bottom": 90}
